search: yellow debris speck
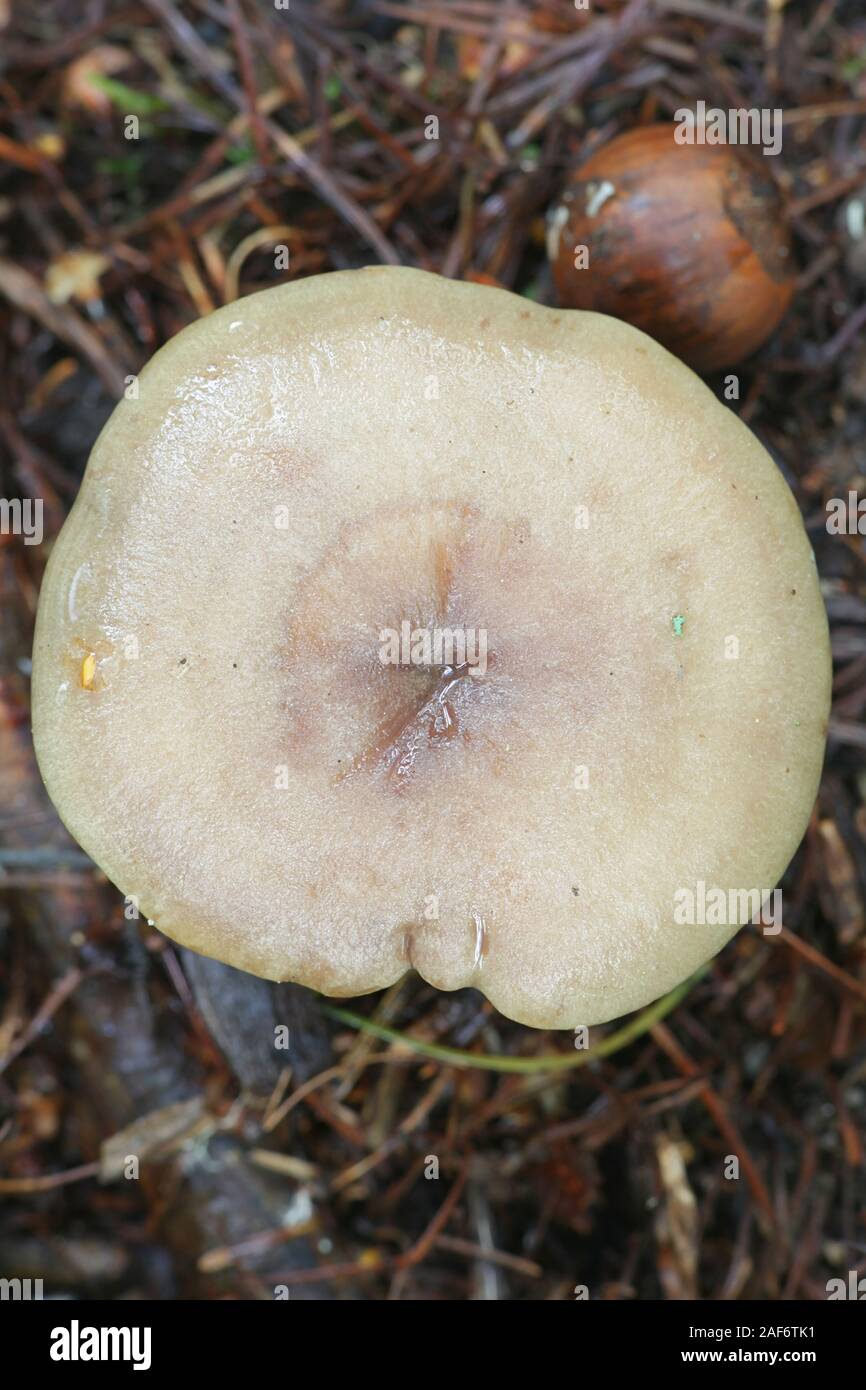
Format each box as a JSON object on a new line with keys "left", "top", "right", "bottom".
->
{"left": 357, "top": 1248, "right": 383, "bottom": 1271}
{"left": 80, "top": 652, "right": 97, "bottom": 689}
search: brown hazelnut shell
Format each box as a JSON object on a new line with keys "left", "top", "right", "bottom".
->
{"left": 549, "top": 124, "right": 796, "bottom": 372}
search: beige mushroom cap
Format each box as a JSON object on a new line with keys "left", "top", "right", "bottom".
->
{"left": 32, "top": 267, "right": 830, "bottom": 1029}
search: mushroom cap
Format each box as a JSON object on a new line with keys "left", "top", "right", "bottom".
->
{"left": 32, "top": 267, "right": 830, "bottom": 1029}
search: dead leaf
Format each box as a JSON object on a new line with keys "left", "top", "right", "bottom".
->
{"left": 818, "top": 817, "right": 865, "bottom": 945}
{"left": 654, "top": 1134, "right": 698, "bottom": 1299}
{"left": 100, "top": 1097, "right": 206, "bottom": 1181}
{"left": 45, "top": 250, "right": 110, "bottom": 305}
{"left": 62, "top": 45, "right": 131, "bottom": 115}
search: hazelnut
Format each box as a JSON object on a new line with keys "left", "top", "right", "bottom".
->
{"left": 549, "top": 124, "right": 796, "bottom": 372}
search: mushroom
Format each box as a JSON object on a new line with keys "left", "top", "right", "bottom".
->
{"left": 32, "top": 267, "right": 830, "bottom": 1030}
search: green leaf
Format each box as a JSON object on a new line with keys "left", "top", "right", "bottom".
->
{"left": 87, "top": 75, "right": 172, "bottom": 116}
